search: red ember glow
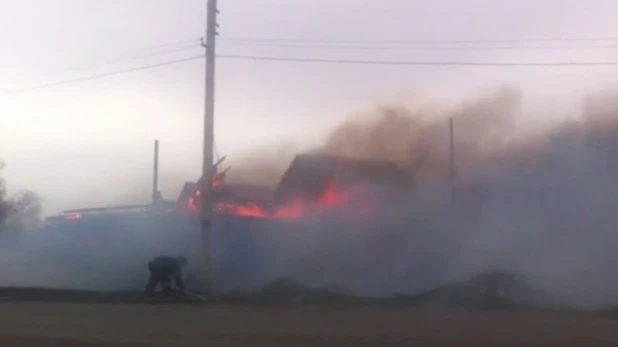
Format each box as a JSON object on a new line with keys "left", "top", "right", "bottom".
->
{"left": 64, "top": 212, "right": 82, "bottom": 220}
{"left": 318, "top": 181, "right": 347, "bottom": 205}
{"left": 212, "top": 176, "right": 223, "bottom": 188}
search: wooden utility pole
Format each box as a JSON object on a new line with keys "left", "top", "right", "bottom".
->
{"left": 199, "top": 0, "right": 218, "bottom": 294}
{"left": 449, "top": 117, "right": 456, "bottom": 195}
{"left": 152, "top": 139, "right": 160, "bottom": 203}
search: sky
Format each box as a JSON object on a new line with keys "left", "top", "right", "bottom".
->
{"left": 2, "top": 0, "right": 618, "bottom": 215}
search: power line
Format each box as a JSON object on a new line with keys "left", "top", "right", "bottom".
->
{"left": 126, "top": 43, "right": 201, "bottom": 57}
{"left": 65, "top": 42, "right": 201, "bottom": 78}
{"left": 103, "top": 44, "right": 201, "bottom": 65}
{"left": 219, "top": 41, "right": 618, "bottom": 51}
{"left": 1, "top": 55, "right": 204, "bottom": 95}
{"left": 220, "top": 36, "right": 618, "bottom": 45}
{"left": 217, "top": 54, "right": 618, "bottom": 66}
{"left": 120, "top": 38, "right": 201, "bottom": 54}
{"left": 6, "top": 53, "right": 618, "bottom": 96}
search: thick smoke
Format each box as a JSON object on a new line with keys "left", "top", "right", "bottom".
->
{"left": 5, "top": 84, "right": 618, "bottom": 310}
{"left": 0, "top": 211, "right": 203, "bottom": 291}
{"left": 214, "top": 85, "right": 618, "bottom": 309}
{"left": 0, "top": 162, "right": 201, "bottom": 291}
{"left": 225, "top": 142, "right": 299, "bottom": 186}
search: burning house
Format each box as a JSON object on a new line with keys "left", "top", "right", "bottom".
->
{"left": 274, "top": 154, "right": 412, "bottom": 204}
{"left": 41, "top": 154, "right": 415, "bottom": 294}
{"left": 45, "top": 153, "right": 412, "bottom": 242}
{"left": 205, "top": 154, "right": 414, "bottom": 291}
{"left": 177, "top": 153, "right": 412, "bottom": 220}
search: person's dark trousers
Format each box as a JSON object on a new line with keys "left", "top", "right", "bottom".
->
{"left": 145, "top": 261, "right": 169, "bottom": 295}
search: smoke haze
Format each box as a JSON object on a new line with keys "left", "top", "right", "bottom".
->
{"left": 226, "top": 142, "right": 299, "bottom": 187}
{"left": 220, "top": 84, "right": 618, "bottom": 309}
{"left": 5, "top": 84, "right": 618, "bottom": 309}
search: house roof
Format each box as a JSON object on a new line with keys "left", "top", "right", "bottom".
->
{"left": 273, "top": 154, "right": 411, "bottom": 203}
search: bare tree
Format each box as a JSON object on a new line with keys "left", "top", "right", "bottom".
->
{"left": 0, "top": 161, "right": 41, "bottom": 229}
{"left": 10, "top": 190, "right": 41, "bottom": 219}
{"left": 0, "top": 162, "right": 13, "bottom": 224}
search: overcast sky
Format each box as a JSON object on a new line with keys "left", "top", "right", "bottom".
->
{"left": 1, "top": 0, "right": 618, "bottom": 215}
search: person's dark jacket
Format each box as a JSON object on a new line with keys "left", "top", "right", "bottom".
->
{"left": 147, "top": 256, "right": 185, "bottom": 292}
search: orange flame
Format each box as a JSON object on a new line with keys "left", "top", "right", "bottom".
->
{"left": 187, "top": 178, "right": 369, "bottom": 219}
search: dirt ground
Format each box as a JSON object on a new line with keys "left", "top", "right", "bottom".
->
{"left": 0, "top": 303, "right": 618, "bottom": 346}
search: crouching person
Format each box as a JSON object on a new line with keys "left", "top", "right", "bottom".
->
{"left": 145, "top": 256, "right": 188, "bottom": 296}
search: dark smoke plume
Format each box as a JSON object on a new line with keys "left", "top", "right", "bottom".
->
{"left": 318, "top": 85, "right": 522, "bottom": 181}
{"left": 217, "top": 84, "right": 618, "bottom": 309}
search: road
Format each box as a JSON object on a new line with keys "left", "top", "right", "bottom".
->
{"left": 1, "top": 302, "right": 618, "bottom": 346}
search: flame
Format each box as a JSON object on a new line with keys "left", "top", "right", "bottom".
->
{"left": 212, "top": 176, "right": 223, "bottom": 188}
{"left": 318, "top": 181, "right": 347, "bottom": 205}
{"left": 186, "top": 178, "right": 369, "bottom": 219}
{"left": 188, "top": 192, "right": 199, "bottom": 213}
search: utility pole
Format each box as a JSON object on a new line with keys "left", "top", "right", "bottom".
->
{"left": 199, "top": 0, "right": 218, "bottom": 294}
{"left": 449, "top": 117, "right": 456, "bottom": 195}
{"left": 152, "top": 139, "right": 160, "bottom": 203}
